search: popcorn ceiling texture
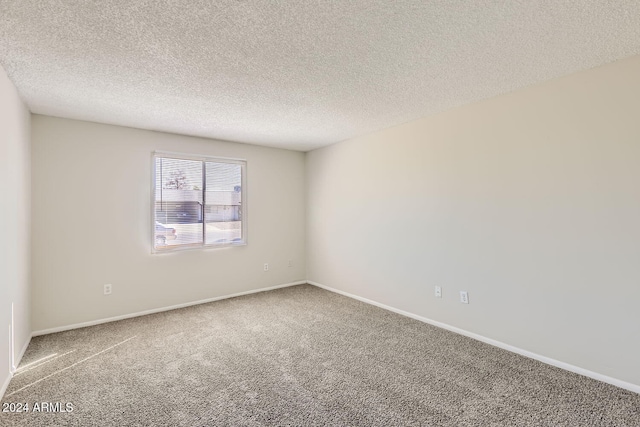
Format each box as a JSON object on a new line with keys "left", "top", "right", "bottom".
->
{"left": 1, "top": 1, "right": 640, "bottom": 151}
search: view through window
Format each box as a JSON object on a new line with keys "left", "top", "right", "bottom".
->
{"left": 153, "top": 153, "right": 245, "bottom": 251}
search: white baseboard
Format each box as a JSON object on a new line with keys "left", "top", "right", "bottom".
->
{"left": 2, "top": 332, "right": 33, "bottom": 401}
{"left": 0, "top": 371, "right": 11, "bottom": 401}
{"left": 32, "top": 281, "right": 307, "bottom": 337}
{"left": 308, "top": 280, "right": 640, "bottom": 395}
{"left": 12, "top": 334, "right": 32, "bottom": 374}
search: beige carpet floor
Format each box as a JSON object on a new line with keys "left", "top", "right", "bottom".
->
{"left": 1, "top": 284, "right": 639, "bottom": 426}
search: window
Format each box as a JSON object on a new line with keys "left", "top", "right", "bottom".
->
{"left": 152, "top": 152, "right": 246, "bottom": 252}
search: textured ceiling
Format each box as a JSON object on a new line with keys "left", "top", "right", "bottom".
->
{"left": 1, "top": 1, "right": 640, "bottom": 151}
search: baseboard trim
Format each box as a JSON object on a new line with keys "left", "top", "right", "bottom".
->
{"left": 308, "top": 280, "right": 640, "bottom": 395}
{"left": 0, "top": 371, "right": 11, "bottom": 401}
{"left": 32, "top": 281, "right": 307, "bottom": 337}
{"left": 2, "top": 332, "right": 33, "bottom": 400}
{"left": 12, "top": 334, "right": 32, "bottom": 374}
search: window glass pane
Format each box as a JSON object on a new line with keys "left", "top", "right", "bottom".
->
{"left": 204, "top": 162, "right": 242, "bottom": 245}
{"left": 154, "top": 158, "right": 203, "bottom": 249}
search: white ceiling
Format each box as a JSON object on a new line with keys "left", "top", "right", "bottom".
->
{"left": 1, "top": 1, "right": 640, "bottom": 151}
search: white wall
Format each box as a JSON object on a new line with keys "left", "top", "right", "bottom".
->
{"left": 31, "top": 116, "right": 306, "bottom": 332}
{"left": 306, "top": 55, "right": 640, "bottom": 387}
{"left": 0, "top": 66, "right": 31, "bottom": 396}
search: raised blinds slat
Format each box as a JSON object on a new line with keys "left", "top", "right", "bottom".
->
{"left": 153, "top": 155, "right": 245, "bottom": 251}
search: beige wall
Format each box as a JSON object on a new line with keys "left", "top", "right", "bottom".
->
{"left": 31, "top": 116, "right": 306, "bottom": 332}
{"left": 306, "top": 55, "right": 640, "bottom": 387}
{"left": 0, "top": 66, "right": 31, "bottom": 393}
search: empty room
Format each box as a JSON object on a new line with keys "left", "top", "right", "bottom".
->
{"left": 1, "top": 1, "right": 640, "bottom": 426}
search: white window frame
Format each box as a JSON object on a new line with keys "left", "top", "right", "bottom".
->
{"left": 151, "top": 151, "right": 247, "bottom": 253}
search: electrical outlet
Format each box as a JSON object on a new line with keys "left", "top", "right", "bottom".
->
{"left": 288, "top": 260, "right": 292, "bottom": 267}
{"left": 459, "top": 291, "right": 469, "bottom": 304}
{"left": 435, "top": 286, "right": 442, "bottom": 298}
{"left": 264, "top": 263, "right": 269, "bottom": 271}
{"left": 104, "top": 284, "right": 112, "bottom": 295}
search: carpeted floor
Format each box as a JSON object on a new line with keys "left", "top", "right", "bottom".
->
{"left": 1, "top": 284, "right": 639, "bottom": 426}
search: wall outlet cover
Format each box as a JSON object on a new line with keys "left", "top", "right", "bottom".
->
{"left": 460, "top": 291, "right": 469, "bottom": 304}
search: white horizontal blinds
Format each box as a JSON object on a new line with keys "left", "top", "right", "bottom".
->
{"left": 204, "top": 162, "right": 242, "bottom": 245}
{"left": 154, "top": 157, "right": 204, "bottom": 249}
{"left": 153, "top": 154, "right": 245, "bottom": 251}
